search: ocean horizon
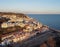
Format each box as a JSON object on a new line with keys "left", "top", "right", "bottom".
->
{"left": 27, "top": 14, "right": 60, "bottom": 30}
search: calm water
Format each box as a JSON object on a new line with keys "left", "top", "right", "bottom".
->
{"left": 27, "top": 14, "right": 60, "bottom": 30}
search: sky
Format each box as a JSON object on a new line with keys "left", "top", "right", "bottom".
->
{"left": 0, "top": 0, "right": 60, "bottom": 14}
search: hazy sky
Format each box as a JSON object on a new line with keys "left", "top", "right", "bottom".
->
{"left": 0, "top": 0, "right": 60, "bottom": 14}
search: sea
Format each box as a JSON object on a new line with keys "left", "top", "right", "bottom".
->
{"left": 27, "top": 14, "right": 60, "bottom": 30}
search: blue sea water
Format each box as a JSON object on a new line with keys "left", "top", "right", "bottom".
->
{"left": 27, "top": 14, "right": 60, "bottom": 30}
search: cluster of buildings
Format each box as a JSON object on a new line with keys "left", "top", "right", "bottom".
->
{"left": 1, "top": 13, "right": 42, "bottom": 32}
{"left": 0, "top": 12, "right": 43, "bottom": 46}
